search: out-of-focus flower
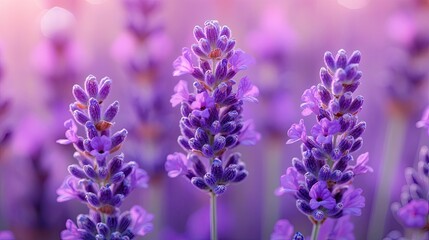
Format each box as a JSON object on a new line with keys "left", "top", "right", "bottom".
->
{"left": 271, "top": 215, "right": 356, "bottom": 240}
{"left": 417, "top": 106, "right": 429, "bottom": 135}
{"left": 318, "top": 216, "right": 355, "bottom": 240}
{"left": 396, "top": 199, "right": 428, "bottom": 228}
{"left": 173, "top": 48, "right": 194, "bottom": 76}
{"left": 270, "top": 219, "right": 294, "bottom": 240}
{"left": 0, "top": 231, "right": 15, "bottom": 240}
{"left": 391, "top": 144, "right": 429, "bottom": 232}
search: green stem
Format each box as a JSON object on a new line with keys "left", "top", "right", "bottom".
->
{"left": 210, "top": 192, "right": 218, "bottom": 240}
{"left": 311, "top": 221, "right": 321, "bottom": 240}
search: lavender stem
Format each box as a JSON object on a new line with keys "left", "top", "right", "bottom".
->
{"left": 311, "top": 221, "right": 321, "bottom": 240}
{"left": 367, "top": 115, "right": 406, "bottom": 239}
{"left": 210, "top": 191, "right": 218, "bottom": 240}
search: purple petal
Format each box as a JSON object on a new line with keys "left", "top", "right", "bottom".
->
{"left": 173, "top": 48, "right": 194, "bottom": 76}
{"left": 229, "top": 49, "right": 254, "bottom": 72}
{"left": 57, "top": 119, "right": 79, "bottom": 144}
{"left": 56, "top": 176, "right": 81, "bottom": 202}
{"left": 300, "top": 86, "right": 320, "bottom": 116}
{"left": 165, "top": 152, "right": 189, "bottom": 178}
{"left": 352, "top": 152, "right": 373, "bottom": 176}
{"left": 318, "top": 216, "right": 355, "bottom": 240}
{"left": 270, "top": 219, "right": 294, "bottom": 240}
{"left": 60, "top": 220, "right": 81, "bottom": 240}
{"left": 236, "top": 76, "right": 259, "bottom": 103}
{"left": 396, "top": 199, "right": 429, "bottom": 228}
{"left": 342, "top": 188, "right": 365, "bottom": 216}
{"left": 238, "top": 119, "right": 261, "bottom": 145}
{"left": 170, "top": 80, "right": 190, "bottom": 107}
{"left": 130, "top": 205, "right": 154, "bottom": 236}
{"left": 276, "top": 167, "right": 301, "bottom": 196}
{"left": 191, "top": 91, "right": 215, "bottom": 109}
{"left": 287, "top": 119, "right": 306, "bottom": 144}
{"left": 130, "top": 167, "right": 149, "bottom": 189}
{"left": 309, "top": 181, "right": 336, "bottom": 210}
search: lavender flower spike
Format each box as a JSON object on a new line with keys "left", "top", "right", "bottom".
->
{"left": 166, "top": 20, "right": 259, "bottom": 240}
{"left": 390, "top": 146, "right": 429, "bottom": 236}
{"left": 276, "top": 50, "right": 370, "bottom": 240}
{"left": 57, "top": 75, "right": 153, "bottom": 239}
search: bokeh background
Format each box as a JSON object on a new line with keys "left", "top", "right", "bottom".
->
{"left": 0, "top": 0, "right": 428, "bottom": 239}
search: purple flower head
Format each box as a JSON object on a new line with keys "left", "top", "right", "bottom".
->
{"left": 395, "top": 199, "right": 429, "bottom": 228}
{"left": 311, "top": 118, "right": 341, "bottom": 144}
{"left": 173, "top": 48, "right": 194, "bottom": 76}
{"left": 170, "top": 80, "right": 190, "bottom": 107}
{"left": 129, "top": 167, "right": 149, "bottom": 189}
{"left": 292, "top": 232, "right": 305, "bottom": 240}
{"left": 318, "top": 216, "right": 355, "bottom": 240}
{"left": 57, "top": 119, "right": 79, "bottom": 145}
{"left": 300, "top": 86, "right": 320, "bottom": 116}
{"left": 351, "top": 152, "right": 373, "bottom": 176}
{"left": 191, "top": 91, "right": 215, "bottom": 110}
{"left": 342, "top": 187, "right": 365, "bottom": 216}
{"left": 270, "top": 219, "right": 294, "bottom": 240}
{"left": 238, "top": 119, "right": 261, "bottom": 146}
{"left": 236, "top": 76, "right": 259, "bottom": 103}
{"left": 417, "top": 106, "right": 429, "bottom": 135}
{"left": 165, "top": 152, "right": 189, "bottom": 178}
{"left": 229, "top": 49, "right": 254, "bottom": 72}
{"left": 56, "top": 176, "right": 82, "bottom": 202}
{"left": 391, "top": 135, "right": 429, "bottom": 232}
{"left": 60, "top": 219, "right": 81, "bottom": 240}
{"left": 275, "top": 167, "right": 302, "bottom": 196}
{"left": 57, "top": 75, "right": 153, "bottom": 238}
{"left": 286, "top": 119, "right": 306, "bottom": 144}
{"left": 89, "top": 135, "right": 112, "bottom": 161}
{"left": 166, "top": 20, "right": 259, "bottom": 195}
{"left": 309, "top": 181, "right": 336, "bottom": 210}
{"left": 130, "top": 205, "right": 154, "bottom": 236}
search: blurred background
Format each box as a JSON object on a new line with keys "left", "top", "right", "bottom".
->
{"left": 0, "top": 0, "right": 428, "bottom": 239}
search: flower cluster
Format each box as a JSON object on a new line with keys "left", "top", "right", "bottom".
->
{"left": 391, "top": 146, "right": 429, "bottom": 230}
{"left": 122, "top": 0, "right": 159, "bottom": 40}
{"left": 0, "top": 51, "right": 11, "bottom": 153}
{"left": 388, "top": 109, "right": 429, "bottom": 233}
{"left": 271, "top": 216, "right": 354, "bottom": 240}
{"left": 57, "top": 75, "right": 153, "bottom": 239}
{"left": 276, "top": 50, "right": 371, "bottom": 229}
{"left": 165, "top": 20, "right": 260, "bottom": 195}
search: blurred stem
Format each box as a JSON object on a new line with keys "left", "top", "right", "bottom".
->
{"left": 210, "top": 192, "right": 217, "bottom": 240}
{"left": 311, "top": 221, "right": 321, "bottom": 240}
{"left": 261, "top": 138, "right": 281, "bottom": 239}
{"left": 367, "top": 115, "right": 406, "bottom": 239}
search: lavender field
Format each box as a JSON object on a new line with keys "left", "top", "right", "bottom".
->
{"left": 0, "top": 0, "right": 428, "bottom": 240}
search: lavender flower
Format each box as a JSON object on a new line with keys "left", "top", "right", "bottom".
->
{"left": 391, "top": 145, "right": 429, "bottom": 231}
{"left": 271, "top": 216, "right": 355, "bottom": 240}
{"left": 385, "top": 8, "right": 429, "bottom": 110}
{"left": 57, "top": 75, "right": 153, "bottom": 239}
{"left": 166, "top": 20, "right": 259, "bottom": 240}
{"left": 270, "top": 219, "right": 294, "bottom": 240}
{"left": 166, "top": 20, "right": 259, "bottom": 195}
{"left": 275, "top": 50, "right": 370, "bottom": 239}
{"left": 386, "top": 110, "right": 429, "bottom": 236}
{"left": 0, "top": 231, "right": 14, "bottom": 240}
